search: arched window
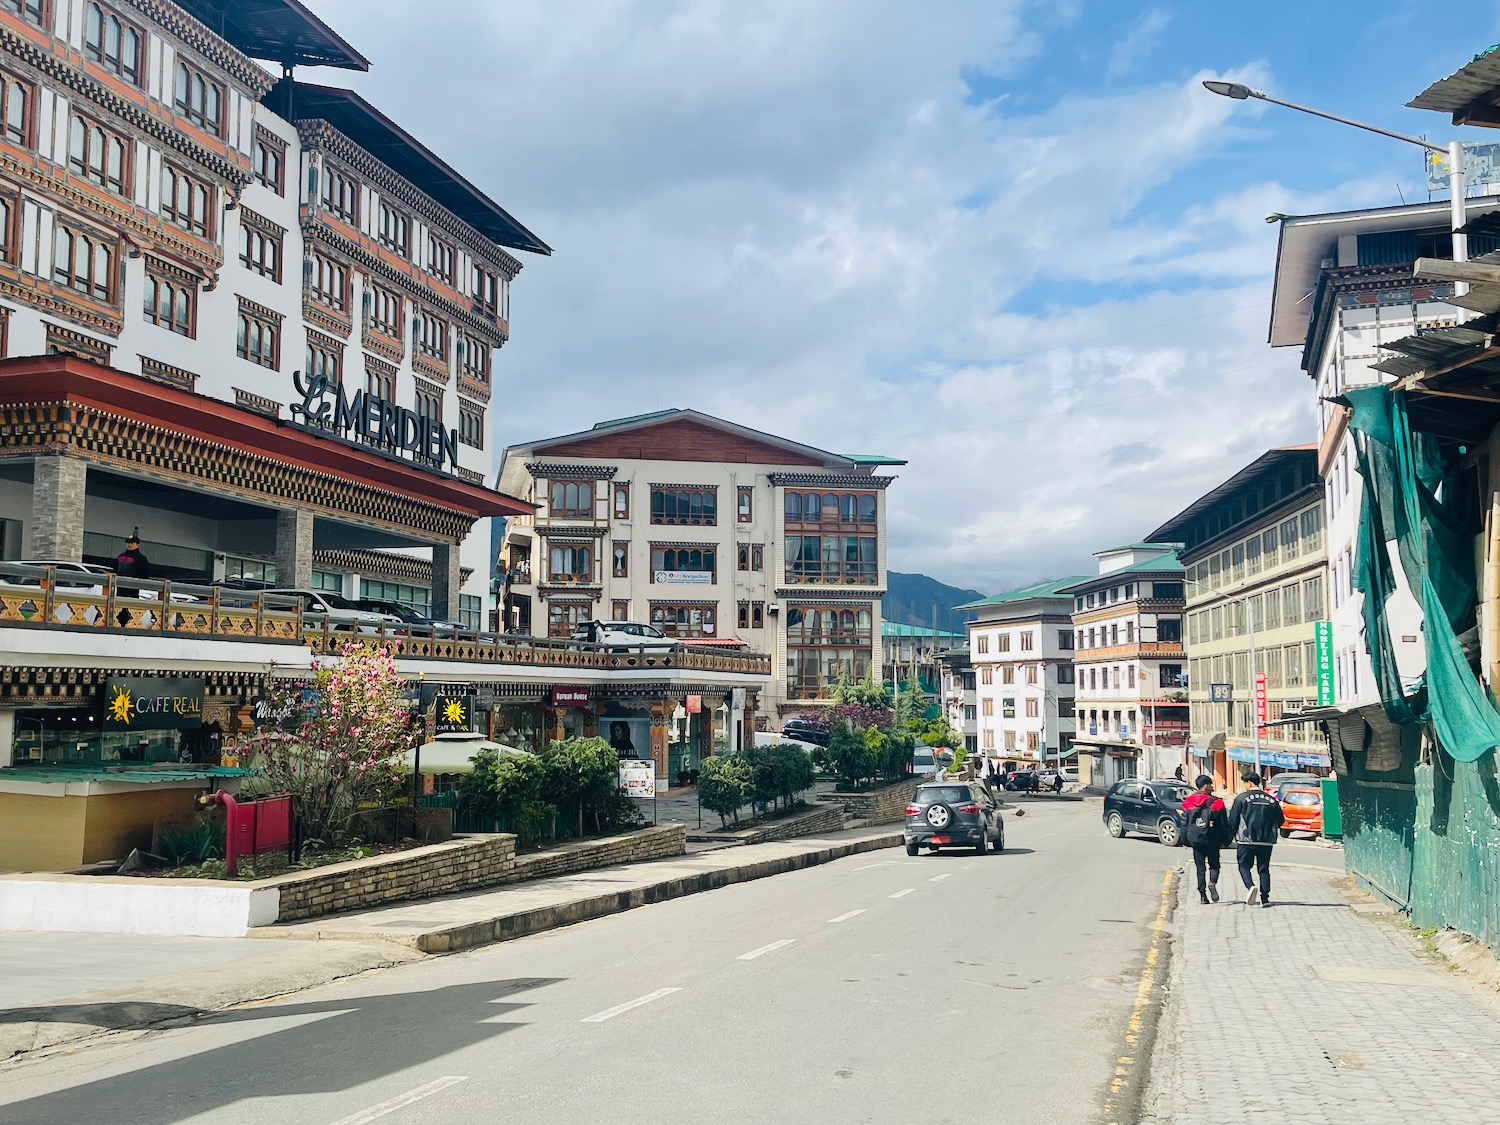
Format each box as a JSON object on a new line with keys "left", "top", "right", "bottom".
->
{"left": 803, "top": 493, "right": 820, "bottom": 520}
{"left": 52, "top": 227, "right": 71, "bottom": 286}
{"left": 784, "top": 492, "right": 801, "bottom": 520}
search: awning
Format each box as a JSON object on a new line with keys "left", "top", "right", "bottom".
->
{"left": 680, "top": 636, "right": 748, "bottom": 647}
{"left": 1259, "top": 705, "right": 1342, "bottom": 729}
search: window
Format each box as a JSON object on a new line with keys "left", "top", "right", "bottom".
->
{"left": 982, "top": 730, "right": 994, "bottom": 750}
{"left": 1300, "top": 507, "right": 1324, "bottom": 553}
{"left": 305, "top": 338, "right": 341, "bottom": 383}
{"left": 426, "top": 233, "right": 454, "bottom": 284}
{"left": 365, "top": 361, "right": 393, "bottom": 401}
{"left": 980, "top": 667, "right": 992, "bottom": 685}
{"left": 612, "top": 600, "right": 630, "bottom": 621}
{"left": 1026, "top": 664, "right": 1038, "bottom": 685}
{"left": 458, "top": 594, "right": 481, "bottom": 632}
{"left": 976, "top": 635, "right": 989, "bottom": 654}
{"left": 68, "top": 114, "right": 129, "bottom": 195}
{"left": 783, "top": 491, "right": 878, "bottom": 528}
{"left": 1282, "top": 583, "right": 1302, "bottom": 627}
{"left": 981, "top": 698, "right": 993, "bottom": 717}
{"left": 1002, "top": 665, "right": 1015, "bottom": 684}
{"left": 549, "top": 481, "right": 593, "bottom": 519}
{"left": 1088, "top": 668, "right": 1097, "bottom": 690}
{"left": 311, "top": 254, "right": 347, "bottom": 310}
{"left": 738, "top": 487, "right": 753, "bottom": 523}
{"left": 174, "top": 60, "right": 222, "bottom": 136}
{"left": 1058, "top": 629, "right": 1074, "bottom": 650}
{"left": 238, "top": 217, "right": 281, "bottom": 281}
{"left": 548, "top": 543, "right": 592, "bottom": 582}
{"left": 651, "top": 603, "right": 718, "bottom": 639}
{"left": 51, "top": 224, "right": 112, "bottom": 301}
{"left": 1110, "top": 624, "right": 1119, "bottom": 645}
{"left": 784, "top": 534, "right": 876, "bottom": 584}
{"left": 1019, "top": 631, "right": 1034, "bottom": 651}
{"left": 998, "top": 633, "right": 1011, "bottom": 652}
{"left": 458, "top": 402, "right": 484, "bottom": 449}
{"left": 378, "top": 202, "right": 409, "bottom": 256}
{"left": 361, "top": 579, "right": 430, "bottom": 611}
{"left": 142, "top": 269, "right": 193, "bottom": 335}
{"left": 1, "top": 70, "right": 33, "bottom": 146}
{"left": 612, "top": 541, "right": 628, "bottom": 578}
{"left": 253, "top": 129, "right": 284, "bottom": 195}
{"left": 460, "top": 334, "right": 490, "bottom": 384}
{"left": 85, "top": 5, "right": 142, "bottom": 85}
{"left": 1303, "top": 575, "right": 1324, "bottom": 622}
{"left": 651, "top": 487, "right": 717, "bottom": 526}
{"left": 1126, "top": 620, "right": 1135, "bottom": 643}
{"left": 473, "top": 264, "right": 501, "bottom": 316}
{"left": 612, "top": 484, "right": 630, "bottom": 520}
{"left": 1159, "top": 618, "right": 1182, "bottom": 644}
{"left": 737, "top": 544, "right": 765, "bottom": 572}
{"left": 320, "top": 165, "right": 359, "bottom": 225}
{"left": 414, "top": 384, "right": 442, "bottom": 423}
{"left": 161, "top": 165, "right": 212, "bottom": 237}
{"left": 737, "top": 602, "right": 765, "bottom": 630}
{"left": 1280, "top": 518, "right": 1300, "bottom": 560}
{"left": 416, "top": 312, "right": 447, "bottom": 363}
{"left": 650, "top": 546, "right": 716, "bottom": 581}
{"left": 547, "top": 601, "right": 588, "bottom": 639}
{"left": 1025, "top": 698, "right": 1039, "bottom": 718}
{"left": 3, "top": 0, "right": 46, "bottom": 29}
{"left": 369, "top": 285, "right": 402, "bottom": 337}
{"left": 1057, "top": 665, "right": 1074, "bottom": 684}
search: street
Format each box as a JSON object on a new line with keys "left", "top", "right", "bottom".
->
{"left": 0, "top": 801, "right": 1176, "bottom": 1125}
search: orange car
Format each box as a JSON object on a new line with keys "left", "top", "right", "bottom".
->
{"left": 1278, "top": 785, "right": 1323, "bottom": 837}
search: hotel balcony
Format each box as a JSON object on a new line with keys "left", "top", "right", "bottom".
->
{"left": 1076, "top": 640, "right": 1185, "bottom": 662}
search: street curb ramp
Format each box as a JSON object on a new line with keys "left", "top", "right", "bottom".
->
{"left": 382, "top": 831, "right": 903, "bottom": 953}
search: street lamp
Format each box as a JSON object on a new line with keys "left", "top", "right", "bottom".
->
{"left": 1202, "top": 80, "right": 1467, "bottom": 264}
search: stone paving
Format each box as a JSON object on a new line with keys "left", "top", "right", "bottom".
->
{"left": 1143, "top": 865, "right": 1500, "bottom": 1124}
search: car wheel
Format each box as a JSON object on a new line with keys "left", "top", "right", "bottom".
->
{"left": 974, "top": 831, "right": 988, "bottom": 856}
{"left": 1106, "top": 811, "right": 1126, "bottom": 838}
{"left": 1157, "top": 818, "right": 1181, "bottom": 847}
{"left": 906, "top": 840, "right": 919, "bottom": 857}
{"left": 994, "top": 825, "right": 1005, "bottom": 853}
{"left": 1278, "top": 828, "right": 1291, "bottom": 839}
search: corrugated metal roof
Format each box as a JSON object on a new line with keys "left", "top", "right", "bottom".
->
{"left": 955, "top": 576, "right": 1089, "bottom": 610}
{"left": 1409, "top": 46, "right": 1500, "bottom": 115}
{"left": 178, "top": 0, "right": 368, "bottom": 71}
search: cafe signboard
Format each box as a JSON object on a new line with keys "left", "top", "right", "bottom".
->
{"left": 103, "top": 676, "right": 204, "bottom": 730}
{"left": 435, "top": 694, "right": 474, "bottom": 735}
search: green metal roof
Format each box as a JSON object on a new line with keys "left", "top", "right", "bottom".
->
{"left": 955, "top": 575, "right": 1091, "bottom": 610}
{"left": 1097, "top": 542, "right": 1181, "bottom": 554}
{"left": 591, "top": 409, "right": 679, "bottom": 431}
{"left": 881, "top": 621, "right": 965, "bottom": 639}
{"left": 0, "top": 766, "right": 245, "bottom": 785}
{"left": 844, "top": 454, "right": 908, "bottom": 466}
{"left": 1057, "top": 554, "right": 1183, "bottom": 594}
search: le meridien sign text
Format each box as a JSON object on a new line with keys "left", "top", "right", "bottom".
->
{"left": 289, "top": 370, "right": 460, "bottom": 474}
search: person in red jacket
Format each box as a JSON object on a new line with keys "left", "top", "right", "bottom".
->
{"left": 1182, "top": 774, "right": 1228, "bottom": 904}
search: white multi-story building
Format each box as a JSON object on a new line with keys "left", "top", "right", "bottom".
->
{"left": 956, "top": 578, "right": 1081, "bottom": 764}
{"left": 497, "top": 409, "right": 903, "bottom": 723}
{"left": 0, "top": 0, "right": 548, "bottom": 624}
{"left": 1266, "top": 201, "right": 1500, "bottom": 707}
{"left": 1061, "top": 545, "right": 1187, "bottom": 785}
{"left": 934, "top": 645, "right": 976, "bottom": 754}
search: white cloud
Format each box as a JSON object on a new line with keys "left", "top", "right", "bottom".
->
{"left": 1107, "top": 8, "right": 1171, "bottom": 79}
{"left": 309, "top": 1, "right": 1398, "bottom": 593}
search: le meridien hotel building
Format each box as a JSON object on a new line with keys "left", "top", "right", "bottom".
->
{"left": 0, "top": 0, "right": 549, "bottom": 618}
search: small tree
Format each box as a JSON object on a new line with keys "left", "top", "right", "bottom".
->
{"left": 831, "top": 670, "right": 892, "bottom": 710}
{"left": 699, "top": 754, "right": 752, "bottom": 827}
{"left": 248, "top": 642, "right": 417, "bottom": 844}
{"left": 772, "top": 744, "right": 815, "bottom": 807}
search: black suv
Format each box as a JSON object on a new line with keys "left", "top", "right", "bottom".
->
{"left": 1102, "top": 779, "right": 1192, "bottom": 846}
{"left": 781, "top": 718, "right": 831, "bottom": 747}
{"left": 905, "top": 781, "right": 1005, "bottom": 856}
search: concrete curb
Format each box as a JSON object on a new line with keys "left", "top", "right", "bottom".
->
{"left": 270, "top": 831, "right": 905, "bottom": 954}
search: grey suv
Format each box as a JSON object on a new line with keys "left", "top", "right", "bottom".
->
{"left": 904, "top": 781, "right": 1005, "bottom": 856}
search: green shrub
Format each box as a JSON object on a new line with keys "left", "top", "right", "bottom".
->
{"left": 699, "top": 754, "right": 753, "bottom": 827}
{"left": 158, "top": 817, "right": 223, "bottom": 866}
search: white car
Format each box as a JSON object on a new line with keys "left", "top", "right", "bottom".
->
{"left": 0, "top": 560, "right": 110, "bottom": 595}
{"left": 572, "top": 621, "right": 677, "bottom": 651}
{"left": 266, "top": 589, "right": 403, "bottom": 633}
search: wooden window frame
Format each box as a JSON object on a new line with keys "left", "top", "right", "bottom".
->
{"left": 416, "top": 310, "right": 448, "bottom": 363}
{"left": 735, "top": 601, "right": 764, "bottom": 630}
{"left": 320, "top": 164, "right": 359, "bottom": 226}
{"left": 305, "top": 337, "right": 342, "bottom": 384}
{"left": 548, "top": 480, "right": 594, "bottom": 520}
{"left": 612, "top": 483, "right": 630, "bottom": 521}
{"left": 737, "top": 486, "right": 753, "bottom": 523}
{"left": 0, "top": 194, "right": 14, "bottom": 265}
{"left": 68, "top": 112, "right": 130, "bottom": 195}
{"left": 459, "top": 333, "right": 490, "bottom": 384}
{"left": 310, "top": 253, "right": 348, "bottom": 311}
{"left": 161, "top": 164, "right": 213, "bottom": 237}
{"left": 426, "top": 233, "right": 454, "bottom": 285}
{"left": 143, "top": 267, "right": 196, "bottom": 336}
{"left": 782, "top": 490, "right": 879, "bottom": 530}
{"left": 546, "top": 601, "right": 588, "bottom": 639}
{"left": 473, "top": 264, "right": 500, "bottom": 316}
{"left": 650, "top": 486, "right": 718, "bottom": 526}
{"left": 649, "top": 602, "right": 717, "bottom": 639}
{"left": 235, "top": 303, "right": 279, "bottom": 368}
{"left": 612, "top": 600, "right": 630, "bottom": 621}
{"left": 51, "top": 222, "right": 113, "bottom": 302}
{"left": 3, "top": 0, "right": 48, "bottom": 31}
{"left": 1, "top": 70, "right": 33, "bottom": 148}
{"left": 84, "top": 3, "right": 143, "bottom": 87}
{"left": 173, "top": 59, "right": 223, "bottom": 137}
{"left": 368, "top": 284, "right": 402, "bottom": 338}
{"left": 378, "top": 201, "right": 409, "bottom": 257}
{"left": 458, "top": 401, "right": 484, "bottom": 449}
{"left": 238, "top": 215, "right": 281, "bottom": 282}
{"left": 414, "top": 385, "right": 443, "bottom": 423}
{"left": 649, "top": 546, "right": 717, "bottom": 582}
{"left": 611, "top": 541, "right": 628, "bottom": 578}
{"left": 365, "top": 360, "right": 394, "bottom": 401}
{"left": 253, "top": 127, "right": 284, "bottom": 195}
{"left": 547, "top": 542, "right": 593, "bottom": 583}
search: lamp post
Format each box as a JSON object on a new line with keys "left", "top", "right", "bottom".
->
{"left": 1202, "top": 80, "right": 1467, "bottom": 265}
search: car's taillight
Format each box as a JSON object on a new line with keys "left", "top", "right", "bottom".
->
{"left": 956, "top": 803, "right": 980, "bottom": 814}
{"left": 904, "top": 805, "right": 921, "bottom": 815}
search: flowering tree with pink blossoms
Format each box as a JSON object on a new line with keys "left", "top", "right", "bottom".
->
{"left": 248, "top": 641, "right": 417, "bottom": 843}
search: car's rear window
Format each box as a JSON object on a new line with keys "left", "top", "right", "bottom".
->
{"left": 1153, "top": 784, "right": 1191, "bottom": 802}
{"left": 1283, "top": 791, "right": 1320, "bottom": 805}
{"left": 917, "top": 786, "right": 971, "bottom": 804}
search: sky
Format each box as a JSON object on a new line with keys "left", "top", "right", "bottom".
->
{"left": 314, "top": 0, "right": 1500, "bottom": 595}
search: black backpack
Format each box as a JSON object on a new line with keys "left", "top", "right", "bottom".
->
{"left": 1185, "top": 799, "right": 1222, "bottom": 847}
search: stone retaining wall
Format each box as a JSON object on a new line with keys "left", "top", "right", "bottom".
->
{"left": 690, "top": 803, "right": 845, "bottom": 845}
{"left": 819, "top": 778, "right": 919, "bottom": 824}
{"left": 272, "top": 824, "right": 686, "bottom": 922}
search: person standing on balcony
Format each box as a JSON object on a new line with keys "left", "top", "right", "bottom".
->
{"left": 115, "top": 534, "right": 151, "bottom": 579}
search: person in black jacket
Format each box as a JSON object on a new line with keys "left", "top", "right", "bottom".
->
{"left": 1181, "top": 775, "right": 1228, "bottom": 904}
{"left": 1227, "top": 772, "right": 1285, "bottom": 907}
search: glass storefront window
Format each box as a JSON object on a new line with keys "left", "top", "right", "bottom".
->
{"left": 312, "top": 569, "right": 344, "bottom": 593}
{"left": 360, "top": 578, "right": 430, "bottom": 611}
{"left": 223, "top": 556, "right": 277, "bottom": 585}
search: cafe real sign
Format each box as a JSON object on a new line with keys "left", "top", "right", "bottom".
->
{"left": 435, "top": 694, "right": 474, "bottom": 735}
{"left": 289, "top": 369, "right": 460, "bottom": 475}
{"left": 103, "top": 676, "right": 204, "bottom": 730}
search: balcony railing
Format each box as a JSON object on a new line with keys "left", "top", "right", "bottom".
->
{"left": 1076, "top": 640, "right": 1185, "bottom": 661}
{"left": 0, "top": 564, "right": 770, "bottom": 676}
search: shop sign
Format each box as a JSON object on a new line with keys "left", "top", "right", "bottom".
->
{"left": 289, "top": 369, "right": 460, "bottom": 475}
{"left": 618, "top": 758, "right": 656, "bottom": 799}
{"left": 1314, "top": 620, "right": 1335, "bottom": 707}
{"left": 1253, "top": 673, "right": 1268, "bottom": 735}
{"left": 550, "top": 686, "right": 590, "bottom": 707}
{"left": 685, "top": 694, "right": 702, "bottom": 714}
{"left": 654, "top": 570, "right": 712, "bottom": 584}
{"left": 103, "top": 676, "right": 204, "bottom": 730}
{"left": 436, "top": 694, "right": 474, "bottom": 734}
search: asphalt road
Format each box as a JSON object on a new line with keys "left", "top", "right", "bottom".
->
{"left": 0, "top": 800, "right": 1183, "bottom": 1125}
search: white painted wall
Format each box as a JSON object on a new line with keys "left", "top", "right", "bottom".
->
{"left": 0, "top": 877, "right": 280, "bottom": 937}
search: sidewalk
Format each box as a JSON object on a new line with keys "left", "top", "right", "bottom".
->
{"left": 1143, "top": 863, "right": 1500, "bottom": 1124}
{"left": 0, "top": 823, "right": 900, "bottom": 1062}
{"left": 258, "top": 822, "right": 902, "bottom": 952}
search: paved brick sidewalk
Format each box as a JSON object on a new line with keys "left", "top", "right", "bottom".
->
{"left": 1144, "top": 865, "right": 1500, "bottom": 1125}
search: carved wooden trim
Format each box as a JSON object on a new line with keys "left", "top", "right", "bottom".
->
{"left": 138, "top": 356, "right": 198, "bottom": 390}
{"left": 236, "top": 294, "right": 284, "bottom": 324}
{"left": 44, "top": 323, "right": 111, "bottom": 363}
{"left": 233, "top": 387, "right": 281, "bottom": 417}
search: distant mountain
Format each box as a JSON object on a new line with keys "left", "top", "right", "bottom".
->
{"left": 883, "top": 572, "right": 986, "bottom": 636}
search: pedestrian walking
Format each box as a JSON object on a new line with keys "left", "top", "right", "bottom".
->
{"left": 1050, "top": 770, "right": 1063, "bottom": 794}
{"left": 1227, "top": 772, "right": 1284, "bottom": 907}
{"left": 1173, "top": 763, "right": 1185, "bottom": 782}
{"left": 1182, "top": 774, "right": 1227, "bottom": 904}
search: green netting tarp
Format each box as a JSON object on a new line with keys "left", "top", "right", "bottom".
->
{"left": 1344, "top": 385, "right": 1500, "bottom": 762}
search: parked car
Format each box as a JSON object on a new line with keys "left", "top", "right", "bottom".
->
{"left": 266, "top": 589, "right": 403, "bottom": 633}
{"left": 1004, "top": 769, "right": 1040, "bottom": 792}
{"left": 1278, "top": 785, "right": 1324, "bottom": 837}
{"left": 1103, "top": 779, "right": 1193, "bottom": 846}
{"left": 782, "top": 717, "right": 832, "bottom": 747}
{"left": 571, "top": 620, "right": 677, "bottom": 651}
{"left": 355, "top": 598, "right": 462, "bottom": 635}
{"left": 912, "top": 746, "right": 938, "bottom": 776}
{"left": 1037, "top": 768, "right": 1075, "bottom": 788}
{"left": 1269, "top": 772, "right": 1320, "bottom": 799}
{"left": 904, "top": 780, "right": 1005, "bottom": 856}
{"left": 0, "top": 561, "right": 199, "bottom": 603}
